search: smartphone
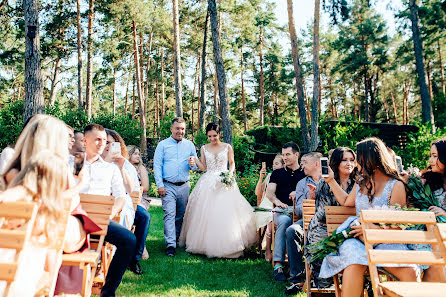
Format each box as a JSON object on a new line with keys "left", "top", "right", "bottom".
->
{"left": 73, "top": 152, "right": 85, "bottom": 176}
{"left": 395, "top": 155, "right": 403, "bottom": 174}
{"left": 261, "top": 162, "right": 266, "bottom": 170}
{"left": 111, "top": 142, "right": 121, "bottom": 154}
{"left": 320, "top": 157, "right": 329, "bottom": 177}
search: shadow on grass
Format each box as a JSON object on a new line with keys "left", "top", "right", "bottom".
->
{"left": 115, "top": 206, "right": 305, "bottom": 297}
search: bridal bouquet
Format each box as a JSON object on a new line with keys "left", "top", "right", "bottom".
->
{"left": 407, "top": 172, "right": 446, "bottom": 223}
{"left": 219, "top": 171, "right": 235, "bottom": 189}
{"left": 307, "top": 205, "right": 418, "bottom": 263}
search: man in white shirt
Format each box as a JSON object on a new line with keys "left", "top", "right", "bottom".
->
{"left": 79, "top": 123, "right": 136, "bottom": 297}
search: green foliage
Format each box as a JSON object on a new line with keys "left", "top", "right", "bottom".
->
{"left": 0, "top": 100, "right": 24, "bottom": 149}
{"left": 392, "top": 124, "right": 446, "bottom": 169}
{"left": 94, "top": 113, "right": 141, "bottom": 146}
{"left": 318, "top": 122, "right": 379, "bottom": 154}
{"left": 233, "top": 133, "right": 255, "bottom": 172}
{"left": 246, "top": 126, "right": 302, "bottom": 153}
{"left": 159, "top": 112, "right": 176, "bottom": 140}
{"left": 46, "top": 103, "right": 89, "bottom": 130}
{"left": 237, "top": 164, "right": 261, "bottom": 206}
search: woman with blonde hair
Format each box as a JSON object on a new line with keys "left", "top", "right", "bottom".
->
{"left": 0, "top": 151, "right": 72, "bottom": 297}
{"left": 1, "top": 114, "right": 70, "bottom": 188}
{"left": 127, "top": 145, "right": 150, "bottom": 193}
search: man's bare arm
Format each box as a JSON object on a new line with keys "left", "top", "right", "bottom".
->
{"left": 265, "top": 183, "right": 288, "bottom": 208}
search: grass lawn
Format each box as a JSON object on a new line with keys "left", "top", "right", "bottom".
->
{"left": 114, "top": 206, "right": 305, "bottom": 297}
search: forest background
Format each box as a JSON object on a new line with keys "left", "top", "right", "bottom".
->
{"left": 1, "top": 0, "right": 446, "bottom": 203}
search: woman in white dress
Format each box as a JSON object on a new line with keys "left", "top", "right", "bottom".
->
{"left": 179, "top": 123, "right": 257, "bottom": 258}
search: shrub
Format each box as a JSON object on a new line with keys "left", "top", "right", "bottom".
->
{"left": 237, "top": 164, "right": 261, "bottom": 206}
{"left": 318, "top": 121, "right": 379, "bottom": 155}
{"left": 392, "top": 124, "right": 446, "bottom": 170}
{"left": 94, "top": 113, "right": 141, "bottom": 146}
{"left": 233, "top": 133, "right": 255, "bottom": 172}
{"left": 0, "top": 100, "right": 24, "bottom": 149}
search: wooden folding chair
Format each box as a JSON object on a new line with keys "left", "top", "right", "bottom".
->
{"left": 325, "top": 205, "right": 356, "bottom": 297}
{"left": 362, "top": 210, "right": 446, "bottom": 297}
{"left": 303, "top": 200, "right": 337, "bottom": 297}
{"left": 62, "top": 193, "right": 114, "bottom": 297}
{"left": 0, "top": 201, "right": 38, "bottom": 297}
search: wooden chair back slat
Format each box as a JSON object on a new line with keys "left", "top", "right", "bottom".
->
{"left": 361, "top": 210, "right": 436, "bottom": 224}
{"left": 0, "top": 201, "right": 37, "bottom": 219}
{"left": 129, "top": 190, "right": 142, "bottom": 212}
{"left": 325, "top": 206, "right": 355, "bottom": 236}
{"left": 0, "top": 230, "right": 27, "bottom": 250}
{"left": 302, "top": 200, "right": 316, "bottom": 233}
{"left": 364, "top": 229, "right": 438, "bottom": 245}
{"left": 0, "top": 263, "right": 18, "bottom": 282}
{"left": 79, "top": 194, "right": 115, "bottom": 205}
{"left": 369, "top": 250, "right": 445, "bottom": 265}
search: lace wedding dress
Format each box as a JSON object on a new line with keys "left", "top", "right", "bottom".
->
{"left": 179, "top": 144, "right": 257, "bottom": 258}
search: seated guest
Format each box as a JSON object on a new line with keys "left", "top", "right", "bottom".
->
{"left": 1, "top": 114, "right": 71, "bottom": 187}
{"left": 0, "top": 152, "right": 70, "bottom": 297}
{"left": 303, "top": 148, "right": 356, "bottom": 289}
{"left": 105, "top": 129, "right": 151, "bottom": 274}
{"left": 77, "top": 123, "right": 136, "bottom": 297}
{"left": 255, "top": 154, "right": 285, "bottom": 262}
{"left": 285, "top": 152, "right": 323, "bottom": 293}
{"left": 127, "top": 145, "right": 150, "bottom": 194}
{"left": 0, "top": 145, "right": 14, "bottom": 174}
{"left": 71, "top": 130, "right": 85, "bottom": 154}
{"left": 266, "top": 142, "right": 305, "bottom": 281}
{"left": 320, "top": 138, "right": 417, "bottom": 297}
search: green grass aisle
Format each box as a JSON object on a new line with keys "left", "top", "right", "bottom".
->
{"left": 114, "top": 206, "right": 305, "bottom": 297}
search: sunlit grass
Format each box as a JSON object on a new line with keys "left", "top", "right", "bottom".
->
{"left": 111, "top": 206, "right": 304, "bottom": 296}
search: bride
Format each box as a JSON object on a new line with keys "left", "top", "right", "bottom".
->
{"left": 179, "top": 122, "right": 257, "bottom": 258}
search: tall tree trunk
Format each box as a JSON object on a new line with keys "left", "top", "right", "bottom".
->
{"left": 426, "top": 60, "right": 434, "bottom": 101}
{"left": 403, "top": 82, "right": 410, "bottom": 125}
{"left": 310, "top": 0, "right": 320, "bottom": 151}
{"left": 76, "top": 0, "right": 83, "bottom": 109}
{"left": 208, "top": 0, "right": 232, "bottom": 144}
{"left": 145, "top": 31, "right": 153, "bottom": 103}
{"left": 160, "top": 48, "right": 165, "bottom": 119}
{"left": 85, "top": 0, "right": 94, "bottom": 120}
{"left": 258, "top": 25, "right": 265, "bottom": 126}
{"left": 23, "top": 0, "right": 44, "bottom": 123}
{"left": 241, "top": 48, "right": 247, "bottom": 132}
{"left": 155, "top": 79, "right": 160, "bottom": 136}
{"left": 132, "top": 73, "right": 136, "bottom": 120}
{"left": 213, "top": 71, "right": 219, "bottom": 121}
{"left": 124, "top": 75, "right": 129, "bottom": 114}
{"left": 49, "top": 58, "right": 61, "bottom": 105}
{"left": 438, "top": 40, "right": 445, "bottom": 95}
{"left": 199, "top": 10, "right": 209, "bottom": 131}
{"left": 132, "top": 21, "right": 148, "bottom": 158}
{"left": 112, "top": 67, "right": 116, "bottom": 115}
{"left": 369, "top": 72, "right": 378, "bottom": 122}
{"left": 408, "top": 0, "right": 434, "bottom": 126}
{"left": 390, "top": 91, "right": 398, "bottom": 124}
{"left": 287, "top": 0, "right": 310, "bottom": 151}
{"left": 191, "top": 57, "right": 200, "bottom": 136}
{"left": 172, "top": 0, "right": 183, "bottom": 117}
{"left": 328, "top": 77, "right": 336, "bottom": 120}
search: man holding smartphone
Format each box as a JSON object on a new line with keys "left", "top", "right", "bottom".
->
{"left": 72, "top": 123, "right": 136, "bottom": 297}
{"left": 153, "top": 117, "right": 198, "bottom": 257}
{"left": 266, "top": 142, "right": 305, "bottom": 282}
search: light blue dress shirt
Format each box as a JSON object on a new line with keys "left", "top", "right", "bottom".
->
{"left": 294, "top": 176, "right": 318, "bottom": 219}
{"left": 153, "top": 136, "right": 198, "bottom": 188}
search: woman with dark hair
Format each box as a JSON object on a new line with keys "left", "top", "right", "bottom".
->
{"left": 319, "top": 137, "right": 417, "bottom": 297}
{"left": 179, "top": 122, "right": 257, "bottom": 258}
{"left": 304, "top": 147, "right": 357, "bottom": 289}
{"left": 407, "top": 138, "right": 446, "bottom": 282}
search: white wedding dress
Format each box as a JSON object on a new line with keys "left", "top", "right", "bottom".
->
{"left": 179, "top": 144, "right": 257, "bottom": 258}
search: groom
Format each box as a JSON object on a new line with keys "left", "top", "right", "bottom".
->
{"left": 153, "top": 117, "right": 197, "bottom": 256}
